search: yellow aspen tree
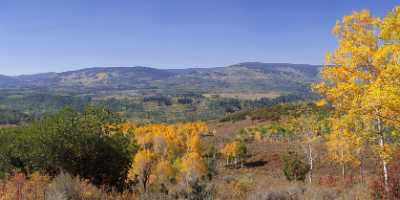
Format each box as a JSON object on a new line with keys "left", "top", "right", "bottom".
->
{"left": 221, "top": 140, "right": 247, "bottom": 167}
{"left": 313, "top": 7, "right": 400, "bottom": 190}
{"left": 221, "top": 141, "right": 237, "bottom": 166}
{"left": 126, "top": 122, "right": 209, "bottom": 192}
{"left": 128, "top": 149, "right": 158, "bottom": 192}
{"left": 326, "top": 115, "right": 364, "bottom": 180}
{"left": 289, "top": 114, "right": 325, "bottom": 184}
{"left": 179, "top": 152, "right": 207, "bottom": 186}
{"left": 153, "top": 159, "right": 175, "bottom": 189}
{"left": 187, "top": 134, "right": 202, "bottom": 154}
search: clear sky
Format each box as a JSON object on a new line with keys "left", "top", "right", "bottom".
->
{"left": 0, "top": 0, "right": 398, "bottom": 75}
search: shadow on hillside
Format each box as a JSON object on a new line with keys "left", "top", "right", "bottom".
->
{"left": 244, "top": 160, "right": 268, "bottom": 168}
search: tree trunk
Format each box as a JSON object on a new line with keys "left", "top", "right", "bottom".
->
{"left": 359, "top": 157, "right": 364, "bottom": 183}
{"left": 341, "top": 163, "right": 345, "bottom": 180}
{"left": 341, "top": 148, "right": 345, "bottom": 180}
{"left": 379, "top": 134, "right": 389, "bottom": 192}
{"left": 377, "top": 117, "right": 389, "bottom": 192}
{"left": 143, "top": 171, "right": 150, "bottom": 192}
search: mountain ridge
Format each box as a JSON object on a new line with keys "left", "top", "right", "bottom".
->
{"left": 0, "top": 62, "right": 321, "bottom": 94}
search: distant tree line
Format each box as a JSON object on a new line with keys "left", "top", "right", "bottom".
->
{"left": 0, "top": 92, "right": 317, "bottom": 124}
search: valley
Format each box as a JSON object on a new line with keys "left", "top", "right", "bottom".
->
{"left": 0, "top": 62, "right": 319, "bottom": 124}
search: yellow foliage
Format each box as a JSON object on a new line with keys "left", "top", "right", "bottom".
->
{"left": 312, "top": 7, "right": 400, "bottom": 186}
{"left": 152, "top": 159, "right": 175, "bottom": 185}
{"left": 126, "top": 122, "right": 209, "bottom": 189}
{"left": 315, "top": 99, "right": 327, "bottom": 107}
{"left": 326, "top": 116, "right": 363, "bottom": 167}
{"left": 132, "top": 122, "right": 207, "bottom": 156}
{"left": 179, "top": 152, "right": 207, "bottom": 184}
{"left": 119, "top": 122, "right": 137, "bottom": 134}
{"left": 313, "top": 6, "right": 400, "bottom": 165}
{"left": 254, "top": 131, "right": 263, "bottom": 141}
{"left": 187, "top": 134, "right": 202, "bottom": 153}
{"left": 221, "top": 141, "right": 240, "bottom": 159}
{"left": 381, "top": 6, "right": 400, "bottom": 42}
{"left": 128, "top": 149, "right": 157, "bottom": 183}
{"left": 221, "top": 140, "right": 246, "bottom": 161}
{"left": 314, "top": 6, "right": 400, "bottom": 123}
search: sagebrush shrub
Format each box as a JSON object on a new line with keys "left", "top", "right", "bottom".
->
{"left": 46, "top": 172, "right": 103, "bottom": 200}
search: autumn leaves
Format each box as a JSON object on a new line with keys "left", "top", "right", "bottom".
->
{"left": 313, "top": 6, "right": 400, "bottom": 190}
{"left": 117, "top": 122, "right": 209, "bottom": 192}
{"left": 221, "top": 140, "right": 247, "bottom": 168}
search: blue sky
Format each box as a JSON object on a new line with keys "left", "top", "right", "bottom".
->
{"left": 0, "top": 0, "right": 398, "bottom": 75}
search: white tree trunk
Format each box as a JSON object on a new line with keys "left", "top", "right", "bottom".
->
{"left": 341, "top": 148, "right": 345, "bottom": 180}
{"left": 377, "top": 117, "right": 389, "bottom": 192}
{"left": 380, "top": 134, "right": 389, "bottom": 192}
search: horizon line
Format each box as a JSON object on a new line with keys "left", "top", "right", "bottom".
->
{"left": 2, "top": 61, "right": 323, "bottom": 76}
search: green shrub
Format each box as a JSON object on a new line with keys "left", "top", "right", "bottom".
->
{"left": 281, "top": 151, "right": 310, "bottom": 182}
{"left": 219, "top": 110, "right": 250, "bottom": 122}
{"left": 0, "top": 127, "right": 39, "bottom": 176}
{"left": 237, "top": 123, "right": 295, "bottom": 142}
{"left": 0, "top": 106, "right": 138, "bottom": 189}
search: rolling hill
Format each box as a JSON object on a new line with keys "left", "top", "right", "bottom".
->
{"left": 0, "top": 62, "right": 321, "bottom": 94}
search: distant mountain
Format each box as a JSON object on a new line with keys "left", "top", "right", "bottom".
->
{"left": 0, "top": 63, "right": 321, "bottom": 94}
{"left": 0, "top": 75, "right": 24, "bottom": 88}
{"left": 158, "top": 62, "right": 321, "bottom": 93}
{"left": 15, "top": 72, "right": 58, "bottom": 85}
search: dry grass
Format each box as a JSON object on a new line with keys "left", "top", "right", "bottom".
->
{"left": 206, "top": 120, "right": 381, "bottom": 200}
{"left": 0, "top": 173, "right": 137, "bottom": 200}
{"left": 0, "top": 125, "right": 16, "bottom": 128}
